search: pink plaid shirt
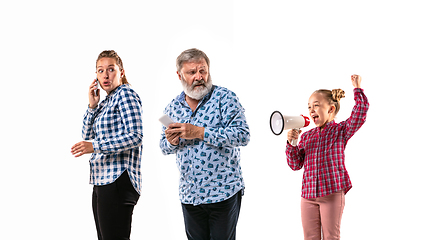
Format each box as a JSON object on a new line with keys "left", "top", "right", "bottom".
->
{"left": 286, "top": 88, "right": 369, "bottom": 199}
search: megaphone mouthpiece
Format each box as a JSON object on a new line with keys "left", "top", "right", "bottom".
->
{"left": 298, "top": 114, "right": 310, "bottom": 128}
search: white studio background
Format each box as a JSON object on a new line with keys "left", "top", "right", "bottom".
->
{"left": 1, "top": 0, "right": 425, "bottom": 239}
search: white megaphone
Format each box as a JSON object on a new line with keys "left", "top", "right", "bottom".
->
{"left": 270, "top": 111, "right": 310, "bottom": 146}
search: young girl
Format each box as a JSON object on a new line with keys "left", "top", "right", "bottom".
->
{"left": 286, "top": 75, "right": 369, "bottom": 240}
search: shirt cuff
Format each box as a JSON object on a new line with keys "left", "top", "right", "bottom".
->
{"left": 167, "top": 139, "right": 180, "bottom": 149}
{"left": 92, "top": 141, "right": 101, "bottom": 153}
{"left": 286, "top": 140, "right": 298, "bottom": 148}
{"left": 87, "top": 106, "right": 96, "bottom": 113}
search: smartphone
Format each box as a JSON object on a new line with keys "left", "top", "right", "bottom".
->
{"left": 94, "top": 78, "right": 99, "bottom": 96}
{"left": 159, "top": 114, "right": 174, "bottom": 127}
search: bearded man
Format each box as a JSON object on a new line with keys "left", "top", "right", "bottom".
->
{"left": 160, "top": 48, "right": 250, "bottom": 240}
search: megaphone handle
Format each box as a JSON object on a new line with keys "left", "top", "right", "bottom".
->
{"left": 291, "top": 128, "right": 300, "bottom": 147}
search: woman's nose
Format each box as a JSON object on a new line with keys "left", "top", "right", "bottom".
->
{"left": 103, "top": 72, "right": 109, "bottom": 79}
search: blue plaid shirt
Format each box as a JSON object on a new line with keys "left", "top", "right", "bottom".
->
{"left": 82, "top": 84, "right": 143, "bottom": 194}
{"left": 160, "top": 85, "right": 250, "bottom": 205}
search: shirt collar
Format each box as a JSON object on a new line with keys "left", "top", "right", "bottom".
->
{"left": 106, "top": 84, "right": 126, "bottom": 99}
{"left": 177, "top": 85, "right": 216, "bottom": 103}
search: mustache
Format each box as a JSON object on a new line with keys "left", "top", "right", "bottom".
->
{"left": 190, "top": 79, "right": 206, "bottom": 89}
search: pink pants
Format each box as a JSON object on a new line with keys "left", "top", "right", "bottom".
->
{"left": 301, "top": 190, "right": 345, "bottom": 240}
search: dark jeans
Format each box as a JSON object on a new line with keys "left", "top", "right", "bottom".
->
{"left": 92, "top": 171, "right": 139, "bottom": 240}
{"left": 181, "top": 190, "right": 243, "bottom": 240}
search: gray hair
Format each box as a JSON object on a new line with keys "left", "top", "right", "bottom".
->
{"left": 176, "top": 48, "right": 210, "bottom": 73}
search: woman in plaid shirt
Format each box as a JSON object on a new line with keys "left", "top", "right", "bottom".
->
{"left": 71, "top": 50, "right": 143, "bottom": 240}
{"left": 286, "top": 75, "right": 369, "bottom": 240}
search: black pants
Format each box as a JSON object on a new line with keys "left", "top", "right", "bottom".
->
{"left": 92, "top": 171, "right": 140, "bottom": 240}
{"left": 181, "top": 190, "right": 243, "bottom": 240}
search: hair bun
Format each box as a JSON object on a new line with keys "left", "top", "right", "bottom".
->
{"left": 331, "top": 89, "right": 345, "bottom": 102}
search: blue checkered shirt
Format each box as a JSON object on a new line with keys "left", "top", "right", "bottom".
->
{"left": 160, "top": 85, "right": 250, "bottom": 205}
{"left": 82, "top": 84, "right": 143, "bottom": 194}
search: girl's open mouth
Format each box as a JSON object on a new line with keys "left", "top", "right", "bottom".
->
{"left": 312, "top": 115, "right": 319, "bottom": 123}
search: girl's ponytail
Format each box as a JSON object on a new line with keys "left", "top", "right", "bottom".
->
{"left": 331, "top": 89, "right": 345, "bottom": 102}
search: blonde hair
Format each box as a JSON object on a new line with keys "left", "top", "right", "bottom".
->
{"left": 96, "top": 50, "right": 129, "bottom": 85}
{"left": 314, "top": 89, "right": 345, "bottom": 115}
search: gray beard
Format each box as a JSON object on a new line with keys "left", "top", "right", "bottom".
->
{"left": 181, "top": 74, "right": 213, "bottom": 100}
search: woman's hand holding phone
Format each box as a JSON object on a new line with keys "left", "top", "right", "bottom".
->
{"left": 89, "top": 79, "right": 100, "bottom": 109}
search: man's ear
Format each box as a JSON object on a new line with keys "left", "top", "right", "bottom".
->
{"left": 177, "top": 71, "right": 182, "bottom": 81}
